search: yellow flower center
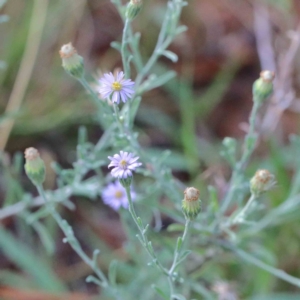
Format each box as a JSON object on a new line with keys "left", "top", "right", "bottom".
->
{"left": 115, "top": 190, "right": 123, "bottom": 198}
{"left": 112, "top": 81, "right": 122, "bottom": 91}
{"left": 120, "top": 159, "right": 127, "bottom": 169}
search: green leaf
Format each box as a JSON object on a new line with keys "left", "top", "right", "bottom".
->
{"left": 249, "top": 294, "right": 300, "bottom": 300}
{"left": 0, "top": 270, "right": 36, "bottom": 289}
{"left": 31, "top": 221, "right": 55, "bottom": 255}
{"left": 110, "top": 41, "right": 121, "bottom": 51}
{"left": 108, "top": 260, "right": 118, "bottom": 285}
{"left": 140, "top": 71, "right": 176, "bottom": 92}
{"left": 167, "top": 224, "right": 185, "bottom": 232}
{"left": 234, "top": 247, "right": 300, "bottom": 288}
{"left": 0, "top": 226, "right": 66, "bottom": 291}
{"left": 173, "top": 294, "right": 186, "bottom": 300}
{"left": 176, "top": 236, "right": 183, "bottom": 251}
{"left": 175, "top": 25, "right": 188, "bottom": 35}
{"left": 78, "top": 126, "right": 88, "bottom": 145}
{"left": 176, "top": 250, "right": 191, "bottom": 266}
{"left": 152, "top": 285, "right": 169, "bottom": 299}
{"left": 189, "top": 280, "right": 214, "bottom": 299}
{"left": 161, "top": 50, "right": 178, "bottom": 62}
{"left": 208, "top": 185, "right": 219, "bottom": 213}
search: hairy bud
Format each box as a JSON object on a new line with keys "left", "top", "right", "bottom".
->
{"left": 250, "top": 169, "right": 276, "bottom": 197}
{"left": 59, "top": 43, "right": 84, "bottom": 79}
{"left": 24, "top": 148, "right": 45, "bottom": 186}
{"left": 126, "top": 0, "right": 142, "bottom": 20}
{"left": 182, "top": 187, "right": 201, "bottom": 220}
{"left": 252, "top": 70, "right": 275, "bottom": 104}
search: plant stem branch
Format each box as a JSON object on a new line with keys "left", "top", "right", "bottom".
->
{"left": 124, "top": 185, "right": 168, "bottom": 275}
{"left": 36, "top": 185, "right": 121, "bottom": 299}
{"left": 232, "top": 194, "right": 257, "bottom": 224}
{"left": 220, "top": 101, "right": 261, "bottom": 215}
{"left": 122, "top": 19, "right": 131, "bottom": 78}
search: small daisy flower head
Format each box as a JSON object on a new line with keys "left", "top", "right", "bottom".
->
{"left": 59, "top": 43, "right": 84, "bottom": 79}
{"left": 102, "top": 181, "right": 136, "bottom": 210}
{"left": 108, "top": 151, "right": 142, "bottom": 187}
{"left": 98, "top": 71, "right": 135, "bottom": 104}
{"left": 250, "top": 169, "right": 276, "bottom": 197}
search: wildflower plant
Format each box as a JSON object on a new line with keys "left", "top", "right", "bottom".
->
{"left": 2, "top": 0, "right": 300, "bottom": 299}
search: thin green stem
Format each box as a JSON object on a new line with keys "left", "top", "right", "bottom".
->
{"left": 36, "top": 185, "right": 121, "bottom": 299}
{"left": 135, "top": 0, "right": 185, "bottom": 88}
{"left": 121, "top": 19, "right": 131, "bottom": 78}
{"left": 124, "top": 184, "right": 192, "bottom": 299}
{"left": 169, "top": 219, "right": 190, "bottom": 275}
{"left": 220, "top": 101, "right": 261, "bottom": 215}
{"left": 128, "top": 27, "right": 143, "bottom": 72}
{"left": 78, "top": 77, "right": 111, "bottom": 129}
{"left": 79, "top": 77, "right": 101, "bottom": 107}
{"left": 168, "top": 219, "right": 190, "bottom": 300}
{"left": 168, "top": 277, "right": 174, "bottom": 300}
{"left": 125, "top": 185, "right": 140, "bottom": 229}
{"left": 124, "top": 185, "right": 168, "bottom": 275}
{"left": 232, "top": 194, "right": 257, "bottom": 225}
{"left": 239, "top": 101, "right": 260, "bottom": 165}
{"left": 113, "top": 103, "right": 124, "bottom": 133}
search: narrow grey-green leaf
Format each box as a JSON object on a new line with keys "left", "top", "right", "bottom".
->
{"left": 108, "top": 260, "right": 118, "bottom": 285}
{"left": 152, "top": 285, "right": 169, "bottom": 299}
{"left": 162, "top": 50, "right": 178, "bottom": 62}
{"left": 0, "top": 226, "right": 66, "bottom": 291}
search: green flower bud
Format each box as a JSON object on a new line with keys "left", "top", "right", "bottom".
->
{"left": 24, "top": 148, "right": 46, "bottom": 186}
{"left": 250, "top": 169, "right": 276, "bottom": 197}
{"left": 119, "top": 176, "right": 132, "bottom": 188}
{"left": 126, "top": 0, "right": 142, "bottom": 20}
{"left": 252, "top": 70, "right": 275, "bottom": 104}
{"left": 59, "top": 43, "right": 84, "bottom": 79}
{"left": 182, "top": 187, "right": 201, "bottom": 220}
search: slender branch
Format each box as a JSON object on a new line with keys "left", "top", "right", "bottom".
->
{"left": 168, "top": 219, "right": 190, "bottom": 300}
{"left": 35, "top": 185, "right": 123, "bottom": 300}
{"left": 124, "top": 185, "right": 169, "bottom": 276}
{"left": 220, "top": 101, "right": 260, "bottom": 215}
{"left": 231, "top": 194, "right": 257, "bottom": 225}
{"left": 122, "top": 19, "right": 131, "bottom": 78}
{"left": 125, "top": 185, "right": 191, "bottom": 300}
{"left": 169, "top": 219, "right": 190, "bottom": 275}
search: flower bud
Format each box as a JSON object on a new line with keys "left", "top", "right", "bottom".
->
{"left": 59, "top": 43, "right": 84, "bottom": 79}
{"left": 250, "top": 169, "right": 276, "bottom": 197}
{"left": 182, "top": 187, "right": 201, "bottom": 220}
{"left": 126, "top": 0, "right": 142, "bottom": 20}
{"left": 119, "top": 176, "right": 132, "bottom": 188}
{"left": 24, "top": 148, "right": 46, "bottom": 186}
{"left": 252, "top": 70, "right": 275, "bottom": 104}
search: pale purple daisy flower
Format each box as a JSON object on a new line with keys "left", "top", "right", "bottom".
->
{"left": 102, "top": 181, "right": 136, "bottom": 210}
{"left": 98, "top": 71, "right": 135, "bottom": 104}
{"left": 108, "top": 151, "right": 142, "bottom": 179}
